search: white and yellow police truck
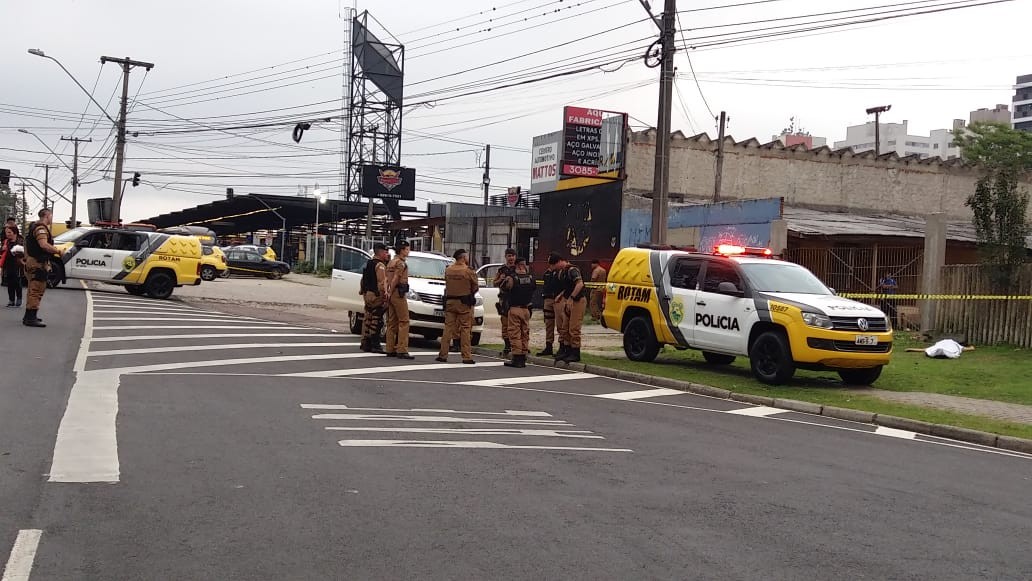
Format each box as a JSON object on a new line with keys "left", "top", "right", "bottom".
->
{"left": 602, "top": 245, "right": 893, "bottom": 385}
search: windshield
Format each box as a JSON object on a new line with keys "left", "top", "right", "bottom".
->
{"left": 406, "top": 256, "right": 451, "bottom": 278}
{"left": 54, "top": 227, "right": 91, "bottom": 243}
{"left": 740, "top": 262, "right": 831, "bottom": 295}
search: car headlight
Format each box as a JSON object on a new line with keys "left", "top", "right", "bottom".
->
{"left": 801, "top": 312, "right": 833, "bottom": 329}
{"left": 475, "top": 296, "right": 484, "bottom": 306}
{"left": 406, "top": 290, "right": 419, "bottom": 301}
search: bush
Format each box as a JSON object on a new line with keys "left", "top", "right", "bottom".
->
{"left": 316, "top": 263, "right": 333, "bottom": 278}
{"left": 294, "top": 261, "right": 315, "bottom": 274}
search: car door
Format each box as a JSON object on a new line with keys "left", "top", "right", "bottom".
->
{"left": 693, "top": 260, "right": 752, "bottom": 353}
{"left": 224, "top": 250, "right": 248, "bottom": 275}
{"left": 68, "top": 231, "right": 115, "bottom": 280}
{"left": 668, "top": 256, "right": 703, "bottom": 345}
{"left": 109, "top": 232, "right": 145, "bottom": 279}
{"left": 329, "top": 244, "right": 372, "bottom": 312}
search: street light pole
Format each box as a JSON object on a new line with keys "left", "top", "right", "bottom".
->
{"left": 60, "top": 136, "right": 92, "bottom": 227}
{"left": 313, "top": 189, "right": 326, "bottom": 267}
{"left": 866, "top": 105, "right": 892, "bottom": 157}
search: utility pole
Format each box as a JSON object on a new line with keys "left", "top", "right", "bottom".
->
{"left": 101, "top": 55, "right": 154, "bottom": 223}
{"left": 60, "top": 136, "right": 92, "bottom": 227}
{"left": 18, "top": 183, "right": 27, "bottom": 229}
{"left": 482, "top": 144, "right": 491, "bottom": 207}
{"left": 713, "top": 111, "right": 727, "bottom": 203}
{"left": 34, "top": 164, "right": 54, "bottom": 210}
{"left": 866, "top": 105, "right": 891, "bottom": 157}
{"left": 481, "top": 144, "right": 491, "bottom": 266}
{"left": 649, "top": 0, "right": 676, "bottom": 244}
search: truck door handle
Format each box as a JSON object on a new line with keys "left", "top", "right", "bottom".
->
{"left": 696, "top": 301, "right": 706, "bottom": 306}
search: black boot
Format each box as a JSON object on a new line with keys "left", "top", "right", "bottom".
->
{"left": 561, "top": 347, "right": 581, "bottom": 363}
{"left": 359, "top": 338, "right": 371, "bottom": 352}
{"left": 368, "top": 338, "right": 384, "bottom": 354}
{"left": 501, "top": 338, "right": 512, "bottom": 357}
{"left": 504, "top": 354, "right": 527, "bottom": 368}
{"left": 536, "top": 343, "right": 554, "bottom": 357}
{"left": 23, "top": 309, "right": 45, "bottom": 328}
{"left": 554, "top": 343, "right": 568, "bottom": 360}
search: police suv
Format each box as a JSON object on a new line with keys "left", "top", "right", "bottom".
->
{"left": 603, "top": 244, "right": 893, "bottom": 385}
{"left": 51, "top": 226, "right": 203, "bottom": 299}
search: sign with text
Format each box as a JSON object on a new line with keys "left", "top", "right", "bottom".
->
{"left": 360, "top": 164, "right": 416, "bottom": 200}
{"left": 561, "top": 106, "right": 603, "bottom": 177}
{"left": 530, "top": 131, "right": 561, "bottom": 194}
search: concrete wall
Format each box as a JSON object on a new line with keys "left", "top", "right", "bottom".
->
{"left": 625, "top": 130, "right": 1032, "bottom": 221}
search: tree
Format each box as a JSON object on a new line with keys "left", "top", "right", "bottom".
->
{"left": 952, "top": 123, "right": 1032, "bottom": 290}
{"left": 0, "top": 185, "right": 23, "bottom": 228}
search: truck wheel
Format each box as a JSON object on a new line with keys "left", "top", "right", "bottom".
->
{"left": 126, "top": 285, "right": 147, "bottom": 296}
{"left": 471, "top": 332, "right": 482, "bottom": 346}
{"left": 145, "top": 271, "right": 175, "bottom": 300}
{"left": 838, "top": 366, "right": 883, "bottom": 386}
{"left": 702, "top": 351, "right": 736, "bottom": 365}
{"left": 623, "top": 316, "right": 660, "bottom": 362}
{"left": 348, "top": 312, "right": 363, "bottom": 335}
{"left": 749, "top": 331, "right": 795, "bottom": 385}
{"left": 200, "top": 265, "right": 217, "bottom": 281}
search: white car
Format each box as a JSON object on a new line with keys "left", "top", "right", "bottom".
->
{"left": 329, "top": 245, "right": 486, "bottom": 344}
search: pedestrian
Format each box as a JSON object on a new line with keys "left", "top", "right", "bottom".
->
{"left": 359, "top": 243, "right": 390, "bottom": 353}
{"left": 2, "top": 226, "right": 25, "bottom": 307}
{"left": 22, "top": 208, "right": 61, "bottom": 328}
{"left": 492, "top": 248, "right": 517, "bottom": 357}
{"left": 437, "top": 248, "right": 478, "bottom": 365}
{"left": 877, "top": 271, "right": 899, "bottom": 329}
{"left": 554, "top": 255, "right": 586, "bottom": 363}
{"left": 385, "top": 240, "right": 414, "bottom": 360}
{"left": 536, "top": 254, "right": 561, "bottom": 356}
{"left": 5, "top": 217, "right": 16, "bottom": 230}
{"left": 588, "top": 258, "right": 608, "bottom": 321}
{"left": 502, "top": 257, "right": 536, "bottom": 368}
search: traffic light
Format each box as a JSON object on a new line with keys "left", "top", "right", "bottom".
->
{"left": 132, "top": 172, "right": 141, "bottom": 187}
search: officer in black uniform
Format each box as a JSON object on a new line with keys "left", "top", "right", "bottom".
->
{"left": 536, "top": 253, "right": 561, "bottom": 356}
{"left": 503, "top": 258, "right": 537, "bottom": 368}
{"left": 359, "top": 243, "right": 389, "bottom": 353}
{"left": 492, "top": 248, "right": 517, "bottom": 356}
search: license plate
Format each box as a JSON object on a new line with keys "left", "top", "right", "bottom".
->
{"left": 855, "top": 335, "right": 878, "bottom": 346}
{"left": 433, "top": 309, "right": 445, "bottom": 318}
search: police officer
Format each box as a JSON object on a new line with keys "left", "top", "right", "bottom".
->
{"left": 436, "top": 248, "right": 479, "bottom": 365}
{"left": 359, "top": 243, "right": 389, "bottom": 353}
{"left": 502, "top": 258, "right": 536, "bottom": 368}
{"left": 385, "top": 241, "right": 414, "bottom": 360}
{"left": 492, "top": 248, "right": 517, "bottom": 356}
{"left": 589, "top": 258, "right": 608, "bottom": 321}
{"left": 554, "top": 255, "right": 586, "bottom": 363}
{"left": 23, "top": 208, "right": 61, "bottom": 328}
{"left": 536, "top": 254, "right": 561, "bottom": 356}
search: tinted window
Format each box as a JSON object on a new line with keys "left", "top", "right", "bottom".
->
{"left": 334, "top": 246, "right": 369, "bottom": 273}
{"left": 112, "top": 233, "right": 143, "bottom": 251}
{"left": 671, "top": 258, "right": 702, "bottom": 290}
{"left": 739, "top": 262, "right": 830, "bottom": 295}
{"left": 701, "top": 262, "right": 742, "bottom": 294}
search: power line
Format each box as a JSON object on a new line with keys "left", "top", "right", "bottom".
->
{"left": 676, "top": 11, "right": 715, "bottom": 121}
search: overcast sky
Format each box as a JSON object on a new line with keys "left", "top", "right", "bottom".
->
{"left": 1, "top": 0, "right": 1026, "bottom": 224}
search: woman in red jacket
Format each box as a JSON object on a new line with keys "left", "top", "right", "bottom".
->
{"left": 1, "top": 225, "right": 25, "bottom": 307}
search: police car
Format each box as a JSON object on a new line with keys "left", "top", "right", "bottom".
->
{"left": 603, "top": 244, "right": 894, "bottom": 385}
{"left": 51, "top": 226, "right": 203, "bottom": 299}
{"left": 328, "top": 244, "right": 487, "bottom": 344}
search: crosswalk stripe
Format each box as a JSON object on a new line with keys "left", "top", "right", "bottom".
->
{"left": 89, "top": 342, "right": 359, "bottom": 356}
{"left": 116, "top": 351, "right": 440, "bottom": 374}
{"left": 91, "top": 309, "right": 257, "bottom": 319}
{"left": 336, "top": 440, "right": 632, "bottom": 452}
{"left": 89, "top": 332, "right": 343, "bottom": 342}
{"left": 593, "top": 388, "right": 685, "bottom": 400}
{"left": 301, "top": 405, "right": 552, "bottom": 417}
{"left": 92, "top": 325, "right": 314, "bottom": 330}
{"left": 325, "top": 427, "right": 603, "bottom": 438}
{"left": 727, "top": 406, "right": 785, "bottom": 417}
{"left": 312, "top": 414, "right": 570, "bottom": 425}
{"left": 287, "top": 361, "right": 506, "bottom": 378}
{"left": 875, "top": 426, "right": 917, "bottom": 439}
{"left": 93, "top": 316, "right": 273, "bottom": 322}
{"left": 457, "top": 372, "right": 596, "bottom": 386}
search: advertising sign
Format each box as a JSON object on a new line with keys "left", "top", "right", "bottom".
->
{"left": 561, "top": 106, "right": 604, "bottom": 177}
{"left": 361, "top": 164, "right": 416, "bottom": 200}
{"left": 530, "top": 131, "right": 561, "bottom": 194}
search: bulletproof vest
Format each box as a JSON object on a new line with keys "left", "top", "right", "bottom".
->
{"left": 497, "top": 265, "right": 515, "bottom": 295}
{"left": 541, "top": 269, "right": 561, "bottom": 297}
{"left": 509, "top": 272, "right": 536, "bottom": 306}
{"left": 360, "top": 258, "right": 381, "bottom": 294}
{"left": 563, "top": 266, "right": 583, "bottom": 299}
{"left": 25, "top": 222, "right": 52, "bottom": 260}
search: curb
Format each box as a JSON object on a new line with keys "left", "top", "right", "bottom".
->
{"left": 472, "top": 347, "right": 1032, "bottom": 454}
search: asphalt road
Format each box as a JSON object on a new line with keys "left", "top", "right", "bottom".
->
{"left": 3, "top": 283, "right": 1032, "bottom": 580}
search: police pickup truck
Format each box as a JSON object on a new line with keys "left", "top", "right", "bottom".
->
{"left": 51, "top": 226, "right": 203, "bottom": 299}
{"left": 603, "top": 244, "right": 893, "bottom": 385}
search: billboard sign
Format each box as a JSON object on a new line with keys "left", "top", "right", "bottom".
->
{"left": 361, "top": 164, "right": 416, "bottom": 200}
{"left": 561, "top": 106, "right": 603, "bottom": 177}
{"left": 530, "top": 131, "right": 561, "bottom": 194}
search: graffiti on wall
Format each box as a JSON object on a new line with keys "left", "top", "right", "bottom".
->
{"left": 621, "top": 197, "right": 783, "bottom": 251}
{"left": 536, "top": 181, "right": 622, "bottom": 265}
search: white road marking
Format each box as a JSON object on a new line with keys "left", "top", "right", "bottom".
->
{"left": 92, "top": 325, "right": 314, "bottom": 330}
{"left": 458, "top": 372, "right": 596, "bottom": 386}
{"left": 594, "top": 388, "right": 685, "bottom": 400}
{"left": 312, "top": 413, "right": 571, "bottom": 425}
{"left": 326, "top": 427, "right": 602, "bottom": 438}
{"left": 73, "top": 290, "right": 95, "bottom": 373}
{"left": 92, "top": 309, "right": 256, "bottom": 319}
{"left": 875, "top": 426, "right": 917, "bottom": 440}
{"left": 727, "top": 406, "right": 786, "bottom": 417}
{"left": 302, "top": 405, "right": 552, "bottom": 417}
{"left": 92, "top": 316, "right": 271, "bottom": 322}
{"left": 2, "top": 529, "right": 42, "bottom": 581}
{"left": 89, "top": 332, "right": 341, "bottom": 342}
{"left": 88, "top": 342, "right": 358, "bottom": 356}
{"left": 337, "top": 440, "right": 632, "bottom": 452}
{"left": 287, "top": 361, "right": 505, "bottom": 378}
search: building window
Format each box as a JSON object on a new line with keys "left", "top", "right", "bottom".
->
{"left": 933, "top": 143, "right": 939, "bottom": 149}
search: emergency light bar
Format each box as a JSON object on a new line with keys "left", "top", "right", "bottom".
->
{"left": 714, "top": 244, "right": 774, "bottom": 257}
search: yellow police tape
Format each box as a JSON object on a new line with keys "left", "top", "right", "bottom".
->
{"left": 839, "top": 293, "right": 1032, "bottom": 300}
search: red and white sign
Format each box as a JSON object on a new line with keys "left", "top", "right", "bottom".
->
{"left": 561, "top": 106, "right": 604, "bottom": 178}
{"left": 564, "top": 106, "right": 604, "bottom": 127}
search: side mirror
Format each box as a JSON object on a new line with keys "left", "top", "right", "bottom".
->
{"left": 717, "top": 281, "right": 743, "bottom": 296}
{"left": 829, "top": 288, "right": 837, "bottom": 296}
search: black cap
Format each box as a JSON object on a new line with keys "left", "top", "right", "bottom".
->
{"left": 547, "top": 254, "right": 562, "bottom": 265}
{"left": 373, "top": 243, "right": 388, "bottom": 251}
{"left": 453, "top": 248, "right": 467, "bottom": 259}
{"left": 516, "top": 257, "right": 528, "bottom": 264}
{"left": 504, "top": 248, "right": 516, "bottom": 256}
{"left": 395, "top": 240, "right": 410, "bottom": 250}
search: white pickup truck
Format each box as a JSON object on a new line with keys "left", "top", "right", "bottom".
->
{"left": 328, "top": 245, "right": 486, "bottom": 345}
